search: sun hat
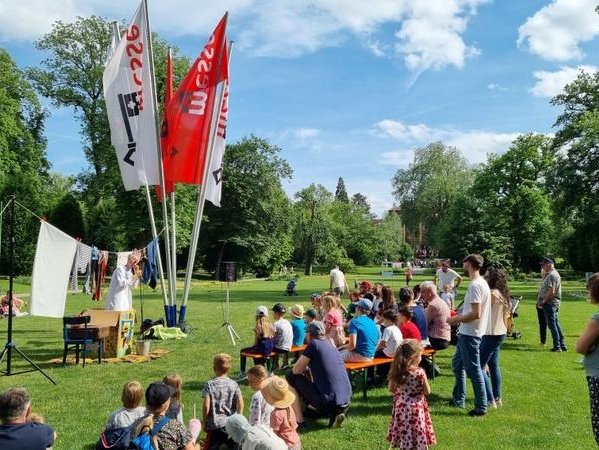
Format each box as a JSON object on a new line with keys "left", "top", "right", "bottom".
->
{"left": 360, "top": 280, "right": 372, "bottom": 290}
{"left": 356, "top": 298, "right": 373, "bottom": 311}
{"left": 260, "top": 376, "right": 295, "bottom": 409}
{"left": 306, "top": 321, "right": 325, "bottom": 337}
{"left": 272, "top": 303, "right": 286, "bottom": 313}
{"left": 145, "top": 381, "right": 175, "bottom": 407}
{"left": 290, "top": 304, "right": 304, "bottom": 318}
{"left": 256, "top": 305, "right": 268, "bottom": 317}
{"left": 304, "top": 308, "right": 317, "bottom": 319}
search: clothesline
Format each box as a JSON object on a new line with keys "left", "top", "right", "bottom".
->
{"left": 7, "top": 199, "right": 165, "bottom": 255}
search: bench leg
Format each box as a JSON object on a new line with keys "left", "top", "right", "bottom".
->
{"left": 363, "top": 369, "right": 367, "bottom": 400}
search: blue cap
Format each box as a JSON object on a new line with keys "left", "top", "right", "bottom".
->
{"left": 356, "top": 298, "right": 373, "bottom": 311}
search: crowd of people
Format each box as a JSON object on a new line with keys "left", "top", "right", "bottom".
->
{"left": 5, "top": 254, "right": 599, "bottom": 449}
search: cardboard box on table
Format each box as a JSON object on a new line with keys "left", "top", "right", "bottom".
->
{"left": 80, "top": 309, "right": 136, "bottom": 358}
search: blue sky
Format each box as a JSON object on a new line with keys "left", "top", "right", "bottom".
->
{"left": 1, "top": 0, "right": 598, "bottom": 216}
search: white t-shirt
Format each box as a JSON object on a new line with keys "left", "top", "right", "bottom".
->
{"left": 381, "top": 325, "right": 403, "bottom": 357}
{"left": 436, "top": 268, "right": 461, "bottom": 292}
{"left": 329, "top": 268, "right": 346, "bottom": 290}
{"left": 274, "top": 319, "right": 293, "bottom": 351}
{"left": 105, "top": 265, "right": 138, "bottom": 311}
{"left": 486, "top": 289, "right": 508, "bottom": 336}
{"left": 249, "top": 391, "right": 274, "bottom": 428}
{"left": 459, "top": 277, "right": 490, "bottom": 337}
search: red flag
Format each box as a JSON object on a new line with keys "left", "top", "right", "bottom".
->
{"left": 163, "top": 13, "right": 228, "bottom": 186}
{"left": 157, "top": 47, "right": 175, "bottom": 202}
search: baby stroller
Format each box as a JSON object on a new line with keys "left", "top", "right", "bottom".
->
{"left": 507, "top": 295, "right": 522, "bottom": 339}
{"left": 284, "top": 279, "right": 298, "bottom": 296}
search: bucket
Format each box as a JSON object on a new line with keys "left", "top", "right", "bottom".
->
{"left": 136, "top": 340, "right": 151, "bottom": 356}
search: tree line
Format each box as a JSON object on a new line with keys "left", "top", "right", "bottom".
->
{"left": 1, "top": 16, "right": 597, "bottom": 276}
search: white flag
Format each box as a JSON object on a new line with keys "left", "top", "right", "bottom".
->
{"left": 31, "top": 222, "right": 78, "bottom": 318}
{"left": 103, "top": 1, "right": 160, "bottom": 191}
{"left": 104, "top": 21, "right": 121, "bottom": 67}
{"left": 205, "top": 79, "right": 229, "bottom": 207}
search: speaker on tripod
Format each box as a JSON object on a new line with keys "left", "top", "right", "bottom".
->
{"left": 216, "top": 262, "right": 240, "bottom": 345}
{"left": 218, "top": 261, "right": 237, "bottom": 283}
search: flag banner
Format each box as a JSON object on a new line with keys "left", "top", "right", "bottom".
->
{"left": 31, "top": 222, "right": 78, "bottom": 318}
{"left": 103, "top": 1, "right": 160, "bottom": 191}
{"left": 163, "top": 13, "right": 228, "bottom": 186}
{"left": 205, "top": 55, "right": 229, "bottom": 207}
{"left": 157, "top": 48, "right": 175, "bottom": 201}
{"left": 104, "top": 21, "right": 121, "bottom": 67}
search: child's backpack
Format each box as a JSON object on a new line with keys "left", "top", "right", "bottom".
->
{"left": 95, "top": 426, "right": 133, "bottom": 450}
{"left": 129, "top": 415, "right": 170, "bottom": 450}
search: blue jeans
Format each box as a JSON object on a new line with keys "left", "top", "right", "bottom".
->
{"left": 480, "top": 334, "right": 506, "bottom": 401}
{"left": 543, "top": 303, "right": 565, "bottom": 349}
{"left": 452, "top": 334, "right": 487, "bottom": 412}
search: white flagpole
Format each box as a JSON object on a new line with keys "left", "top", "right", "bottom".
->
{"left": 167, "top": 47, "right": 178, "bottom": 319}
{"left": 143, "top": 0, "right": 175, "bottom": 322}
{"left": 143, "top": 184, "right": 169, "bottom": 307}
{"left": 179, "top": 40, "right": 231, "bottom": 321}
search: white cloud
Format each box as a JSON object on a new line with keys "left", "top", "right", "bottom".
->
{"left": 294, "top": 127, "right": 321, "bottom": 139}
{"left": 373, "top": 119, "right": 521, "bottom": 164}
{"left": 395, "top": 0, "right": 488, "bottom": 72}
{"left": 0, "top": 0, "right": 485, "bottom": 72}
{"left": 530, "top": 65, "right": 598, "bottom": 97}
{"left": 487, "top": 83, "right": 508, "bottom": 91}
{"left": 518, "top": 0, "right": 599, "bottom": 61}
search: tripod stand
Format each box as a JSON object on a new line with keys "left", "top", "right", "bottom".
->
{"left": 217, "top": 282, "right": 240, "bottom": 346}
{"left": 0, "top": 196, "right": 57, "bottom": 385}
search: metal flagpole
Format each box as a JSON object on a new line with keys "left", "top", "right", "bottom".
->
{"left": 143, "top": 0, "right": 175, "bottom": 325}
{"left": 179, "top": 38, "right": 230, "bottom": 326}
{"left": 167, "top": 48, "right": 178, "bottom": 325}
{"left": 143, "top": 184, "right": 169, "bottom": 309}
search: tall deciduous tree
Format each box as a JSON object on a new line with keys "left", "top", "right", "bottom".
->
{"left": 200, "top": 136, "right": 294, "bottom": 277}
{"left": 0, "top": 49, "right": 50, "bottom": 274}
{"left": 550, "top": 70, "right": 599, "bottom": 270}
{"left": 391, "top": 142, "right": 473, "bottom": 250}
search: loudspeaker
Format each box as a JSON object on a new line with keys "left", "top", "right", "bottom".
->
{"left": 218, "top": 261, "right": 237, "bottom": 282}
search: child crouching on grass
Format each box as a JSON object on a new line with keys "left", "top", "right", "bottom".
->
{"left": 203, "top": 353, "right": 244, "bottom": 450}
{"left": 387, "top": 339, "right": 435, "bottom": 450}
{"left": 261, "top": 376, "right": 301, "bottom": 450}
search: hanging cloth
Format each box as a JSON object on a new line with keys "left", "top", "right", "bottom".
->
{"left": 77, "top": 242, "right": 92, "bottom": 273}
{"left": 117, "top": 251, "right": 132, "bottom": 267}
{"left": 142, "top": 237, "right": 159, "bottom": 290}
{"left": 92, "top": 251, "right": 109, "bottom": 301}
{"left": 30, "top": 222, "right": 78, "bottom": 318}
{"left": 68, "top": 241, "right": 80, "bottom": 292}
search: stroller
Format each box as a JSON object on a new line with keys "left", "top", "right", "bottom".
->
{"left": 507, "top": 295, "right": 522, "bottom": 339}
{"left": 284, "top": 279, "right": 298, "bottom": 296}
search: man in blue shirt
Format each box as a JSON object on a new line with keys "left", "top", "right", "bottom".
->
{"left": 341, "top": 298, "right": 379, "bottom": 362}
{"left": 0, "top": 388, "right": 56, "bottom": 450}
{"left": 287, "top": 321, "right": 352, "bottom": 428}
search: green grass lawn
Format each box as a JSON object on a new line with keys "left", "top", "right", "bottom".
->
{"left": 0, "top": 268, "right": 595, "bottom": 449}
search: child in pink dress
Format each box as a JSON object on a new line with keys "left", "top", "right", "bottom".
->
{"left": 387, "top": 339, "right": 436, "bottom": 450}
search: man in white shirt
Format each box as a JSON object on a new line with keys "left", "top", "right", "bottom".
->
{"left": 329, "top": 265, "right": 349, "bottom": 296}
{"left": 435, "top": 260, "right": 463, "bottom": 297}
{"left": 447, "top": 254, "right": 491, "bottom": 417}
{"left": 105, "top": 253, "right": 140, "bottom": 311}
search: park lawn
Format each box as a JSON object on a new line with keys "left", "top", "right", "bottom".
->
{"left": 0, "top": 268, "right": 595, "bottom": 449}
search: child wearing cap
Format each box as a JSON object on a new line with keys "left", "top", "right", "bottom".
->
{"left": 239, "top": 306, "right": 276, "bottom": 377}
{"left": 290, "top": 305, "right": 306, "bottom": 347}
{"left": 261, "top": 376, "right": 301, "bottom": 450}
{"left": 203, "top": 353, "right": 244, "bottom": 450}
{"left": 272, "top": 303, "right": 293, "bottom": 369}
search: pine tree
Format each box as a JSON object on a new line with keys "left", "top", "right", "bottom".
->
{"left": 334, "top": 177, "right": 349, "bottom": 203}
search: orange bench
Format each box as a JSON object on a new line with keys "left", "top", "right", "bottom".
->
{"left": 344, "top": 357, "right": 393, "bottom": 399}
{"left": 344, "top": 348, "right": 437, "bottom": 399}
{"left": 239, "top": 344, "right": 308, "bottom": 374}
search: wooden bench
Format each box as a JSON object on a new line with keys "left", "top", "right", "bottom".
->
{"left": 239, "top": 344, "right": 308, "bottom": 374}
{"left": 344, "top": 348, "right": 438, "bottom": 400}
{"left": 344, "top": 357, "right": 393, "bottom": 399}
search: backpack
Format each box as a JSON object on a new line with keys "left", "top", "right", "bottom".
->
{"left": 96, "top": 426, "right": 133, "bottom": 450}
{"left": 130, "top": 416, "right": 170, "bottom": 450}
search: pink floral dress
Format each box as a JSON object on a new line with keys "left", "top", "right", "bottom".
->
{"left": 387, "top": 367, "right": 436, "bottom": 449}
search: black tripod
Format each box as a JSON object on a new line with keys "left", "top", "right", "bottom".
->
{"left": 0, "top": 196, "right": 57, "bottom": 385}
